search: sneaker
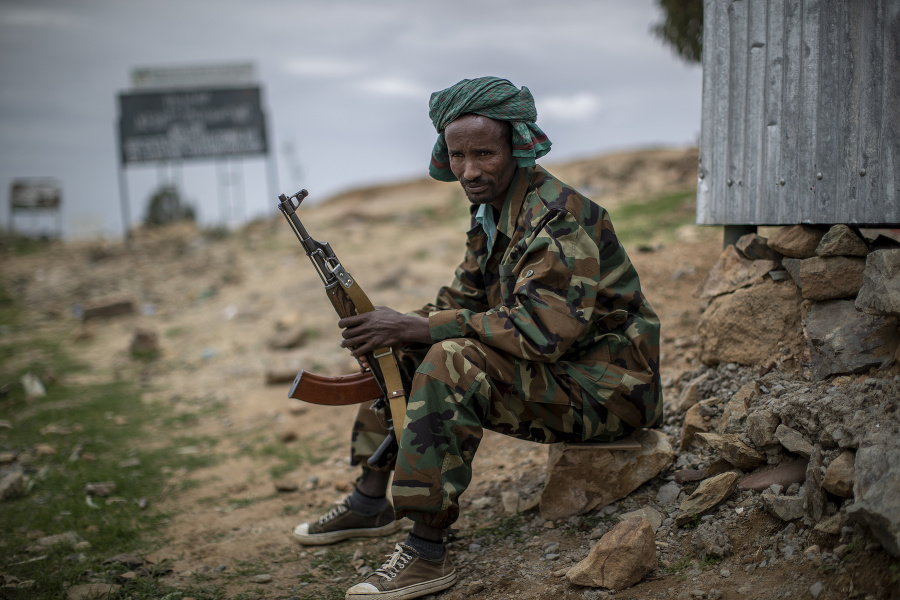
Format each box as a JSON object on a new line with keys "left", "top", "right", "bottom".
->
{"left": 293, "top": 496, "right": 401, "bottom": 545}
{"left": 345, "top": 543, "right": 457, "bottom": 600}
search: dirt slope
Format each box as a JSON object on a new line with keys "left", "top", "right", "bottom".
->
{"left": 3, "top": 146, "right": 896, "bottom": 600}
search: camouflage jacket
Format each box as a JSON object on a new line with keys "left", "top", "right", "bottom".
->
{"left": 414, "top": 165, "right": 663, "bottom": 428}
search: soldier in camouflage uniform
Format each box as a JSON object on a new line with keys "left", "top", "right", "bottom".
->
{"left": 292, "top": 77, "right": 662, "bottom": 600}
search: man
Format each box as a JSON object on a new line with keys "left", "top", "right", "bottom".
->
{"left": 293, "top": 77, "right": 663, "bottom": 600}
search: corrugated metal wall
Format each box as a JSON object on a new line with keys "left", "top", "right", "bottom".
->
{"left": 696, "top": 0, "right": 900, "bottom": 226}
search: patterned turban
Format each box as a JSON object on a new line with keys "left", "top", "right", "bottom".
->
{"left": 428, "top": 77, "right": 552, "bottom": 182}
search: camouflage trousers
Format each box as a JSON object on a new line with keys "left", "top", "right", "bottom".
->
{"left": 350, "top": 338, "right": 637, "bottom": 530}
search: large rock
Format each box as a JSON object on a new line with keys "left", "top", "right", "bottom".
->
{"left": 815, "top": 224, "right": 870, "bottom": 257}
{"left": 696, "top": 245, "right": 776, "bottom": 300}
{"left": 855, "top": 249, "right": 900, "bottom": 317}
{"left": 804, "top": 300, "right": 899, "bottom": 380}
{"left": 847, "top": 443, "right": 900, "bottom": 557}
{"left": 798, "top": 256, "right": 867, "bottom": 301}
{"left": 768, "top": 225, "right": 825, "bottom": 258}
{"left": 566, "top": 516, "right": 657, "bottom": 590}
{"left": 698, "top": 279, "right": 803, "bottom": 366}
{"left": 540, "top": 429, "right": 673, "bottom": 521}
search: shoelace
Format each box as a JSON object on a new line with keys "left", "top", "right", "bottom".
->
{"left": 374, "top": 544, "right": 412, "bottom": 581}
{"left": 317, "top": 499, "right": 350, "bottom": 525}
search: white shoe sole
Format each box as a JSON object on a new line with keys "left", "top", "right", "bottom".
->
{"left": 293, "top": 520, "right": 403, "bottom": 546}
{"left": 345, "top": 570, "right": 458, "bottom": 599}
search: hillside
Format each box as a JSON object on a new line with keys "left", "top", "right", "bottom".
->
{"left": 1, "top": 146, "right": 896, "bottom": 600}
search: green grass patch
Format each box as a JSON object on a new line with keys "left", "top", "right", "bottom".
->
{"left": 607, "top": 188, "right": 697, "bottom": 247}
{"left": 236, "top": 437, "right": 327, "bottom": 480}
{"left": 472, "top": 513, "right": 527, "bottom": 545}
{"left": 0, "top": 336, "right": 225, "bottom": 599}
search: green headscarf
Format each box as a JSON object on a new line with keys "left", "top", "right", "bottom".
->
{"left": 428, "top": 77, "right": 552, "bottom": 182}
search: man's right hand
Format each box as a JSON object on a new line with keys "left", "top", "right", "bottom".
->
{"left": 338, "top": 307, "right": 431, "bottom": 363}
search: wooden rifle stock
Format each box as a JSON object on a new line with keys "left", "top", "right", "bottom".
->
{"left": 289, "top": 370, "right": 384, "bottom": 406}
{"left": 276, "top": 189, "right": 407, "bottom": 469}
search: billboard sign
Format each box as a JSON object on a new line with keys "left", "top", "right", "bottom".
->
{"left": 130, "top": 63, "right": 255, "bottom": 90}
{"left": 118, "top": 87, "right": 268, "bottom": 164}
{"left": 10, "top": 179, "right": 62, "bottom": 210}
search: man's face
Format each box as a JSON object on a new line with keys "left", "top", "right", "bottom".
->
{"left": 444, "top": 114, "right": 517, "bottom": 208}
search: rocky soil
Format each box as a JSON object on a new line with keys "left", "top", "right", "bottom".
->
{"left": 2, "top": 147, "right": 899, "bottom": 600}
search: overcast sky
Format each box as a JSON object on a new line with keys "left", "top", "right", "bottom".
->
{"left": 0, "top": 0, "right": 702, "bottom": 239}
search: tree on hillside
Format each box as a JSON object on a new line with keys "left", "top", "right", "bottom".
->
{"left": 652, "top": 0, "right": 704, "bottom": 64}
{"left": 143, "top": 185, "right": 195, "bottom": 228}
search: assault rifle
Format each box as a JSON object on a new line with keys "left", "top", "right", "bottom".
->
{"left": 277, "top": 189, "right": 407, "bottom": 469}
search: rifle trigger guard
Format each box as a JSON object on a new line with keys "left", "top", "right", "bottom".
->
{"left": 373, "top": 347, "right": 393, "bottom": 359}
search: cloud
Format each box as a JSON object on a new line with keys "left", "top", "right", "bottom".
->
{"left": 280, "top": 57, "right": 364, "bottom": 78}
{"left": 539, "top": 93, "right": 602, "bottom": 121}
{"left": 357, "top": 77, "right": 428, "bottom": 99}
{"left": 0, "top": 7, "right": 85, "bottom": 31}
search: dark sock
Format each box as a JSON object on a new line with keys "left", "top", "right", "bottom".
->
{"left": 404, "top": 533, "right": 445, "bottom": 561}
{"left": 348, "top": 487, "right": 389, "bottom": 516}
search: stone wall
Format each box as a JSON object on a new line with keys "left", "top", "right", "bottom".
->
{"left": 696, "top": 225, "right": 900, "bottom": 381}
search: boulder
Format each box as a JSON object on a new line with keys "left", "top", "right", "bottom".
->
{"left": 698, "top": 279, "right": 803, "bottom": 366}
{"left": 804, "top": 300, "right": 899, "bottom": 380}
{"left": 675, "top": 472, "right": 739, "bottom": 526}
{"left": 798, "top": 256, "right": 867, "bottom": 301}
{"left": 847, "top": 443, "right": 900, "bottom": 557}
{"left": 768, "top": 225, "right": 825, "bottom": 258}
{"left": 695, "top": 245, "right": 776, "bottom": 300}
{"left": 855, "top": 249, "right": 900, "bottom": 317}
{"left": 566, "top": 517, "right": 657, "bottom": 590}
{"left": 540, "top": 429, "right": 673, "bottom": 521}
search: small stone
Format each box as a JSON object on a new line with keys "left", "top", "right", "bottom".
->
{"left": 249, "top": 574, "right": 271, "bottom": 583}
{"left": 815, "top": 224, "right": 869, "bottom": 257}
{"left": 0, "top": 470, "right": 26, "bottom": 500}
{"left": 274, "top": 479, "right": 298, "bottom": 492}
{"left": 809, "top": 581, "right": 824, "bottom": 599}
{"left": 676, "top": 472, "right": 739, "bottom": 526}
{"left": 774, "top": 425, "right": 813, "bottom": 458}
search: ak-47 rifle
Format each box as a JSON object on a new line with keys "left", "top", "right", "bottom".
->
{"left": 277, "top": 189, "right": 407, "bottom": 469}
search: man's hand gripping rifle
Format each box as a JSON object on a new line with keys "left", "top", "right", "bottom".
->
{"left": 277, "top": 189, "right": 407, "bottom": 470}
